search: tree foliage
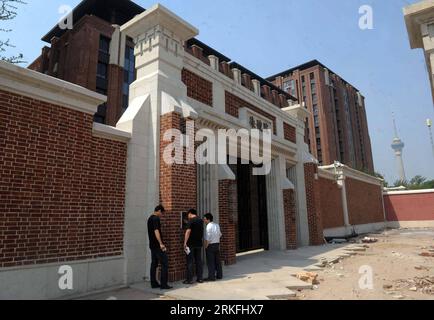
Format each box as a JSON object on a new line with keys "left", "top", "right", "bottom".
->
{"left": 392, "top": 175, "right": 434, "bottom": 190}
{"left": 0, "top": 0, "right": 25, "bottom": 64}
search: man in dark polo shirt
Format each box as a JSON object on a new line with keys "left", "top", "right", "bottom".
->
{"left": 148, "top": 205, "right": 172, "bottom": 290}
{"left": 183, "top": 209, "right": 204, "bottom": 284}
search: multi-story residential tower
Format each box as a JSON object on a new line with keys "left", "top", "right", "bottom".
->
{"left": 268, "top": 60, "right": 375, "bottom": 173}
{"left": 28, "top": 0, "right": 145, "bottom": 126}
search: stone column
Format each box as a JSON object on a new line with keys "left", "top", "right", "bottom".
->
{"left": 265, "top": 156, "right": 290, "bottom": 251}
{"left": 282, "top": 104, "right": 312, "bottom": 247}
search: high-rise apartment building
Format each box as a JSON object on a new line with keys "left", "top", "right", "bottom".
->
{"left": 268, "top": 60, "right": 374, "bottom": 173}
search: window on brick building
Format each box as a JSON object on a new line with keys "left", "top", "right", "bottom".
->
{"left": 310, "top": 72, "right": 315, "bottom": 82}
{"left": 283, "top": 79, "right": 297, "bottom": 98}
{"left": 94, "top": 35, "right": 111, "bottom": 124}
{"left": 122, "top": 39, "right": 136, "bottom": 114}
{"left": 99, "top": 36, "right": 110, "bottom": 54}
{"left": 314, "top": 115, "right": 320, "bottom": 128}
{"left": 97, "top": 62, "right": 108, "bottom": 79}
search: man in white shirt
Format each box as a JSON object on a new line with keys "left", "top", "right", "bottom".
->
{"left": 203, "top": 213, "right": 223, "bottom": 281}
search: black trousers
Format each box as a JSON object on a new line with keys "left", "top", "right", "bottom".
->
{"left": 186, "top": 247, "right": 203, "bottom": 282}
{"left": 150, "top": 248, "right": 169, "bottom": 287}
{"left": 206, "top": 243, "right": 223, "bottom": 280}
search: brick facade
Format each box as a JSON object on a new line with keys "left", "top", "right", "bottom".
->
{"left": 159, "top": 112, "right": 197, "bottom": 282}
{"left": 218, "top": 180, "right": 237, "bottom": 265}
{"left": 182, "top": 68, "right": 213, "bottom": 107}
{"left": 28, "top": 14, "right": 138, "bottom": 127}
{"left": 345, "top": 178, "right": 384, "bottom": 226}
{"left": 225, "top": 91, "right": 278, "bottom": 135}
{"left": 283, "top": 122, "right": 297, "bottom": 144}
{"left": 304, "top": 163, "right": 325, "bottom": 245}
{"left": 283, "top": 189, "right": 297, "bottom": 249}
{"left": 384, "top": 191, "right": 434, "bottom": 222}
{"left": 0, "top": 89, "right": 127, "bottom": 268}
{"left": 318, "top": 177, "right": 345, "bottom": 229}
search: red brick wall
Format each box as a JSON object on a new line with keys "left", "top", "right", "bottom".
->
{"left": 384, "top": 192, "right": 434, "bottom": 222}
{"left": 283, "top": 189, "right": 297, "bottom": 249}
{"left": 219, "top": 180, "right": 237, "bottom": 265}
{"left": 182, "top": 68, "right": 213, "bottom": 107}
{"left": 283, "top": 122, "right": 297, "bottom": 144}
{"left": 225, "top": 91, "right": 277, "bottom": 135}
{"left": 0, "top": 89, "right": 127, "bottom": 268}
{"left": 159, "top": 112, "right": 197, "bottom": 282}
{"left": 346, "top": 178, "right": 384, "bottom": 225}
{"left": 318, "top": 177, "right": 345, "bottom": 229}
{"left": 304, "top": 163, "right": 324, "bottom": 245}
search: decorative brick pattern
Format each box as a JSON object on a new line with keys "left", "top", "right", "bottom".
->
{"left": 218, "top": 180, "right": 237, "bottom": 265}
{"left": 318, "top": 177, "right": 345, "bottom": 229}
{"left": 0, "top": 89, "right": 127, "bottom": 268}
{"left": 182, "top": 68, "right": 213, "bottom": 107}
{"left": 225, "top": 91, "right": 277, "bottom": 135}
{"left": 283, "top": 122, "right": 297, "bottom": 144}
{"left": 345, "top": 178, "right": 384, "bottom": 225}
{"left": 283, "top": 189, "right": 297, "bottom": 250}
{"left": 304, "top": 163, "right": 325, "bottom": 246}
{"left": 159, "top": 112, "right": 197, "bottom": 282}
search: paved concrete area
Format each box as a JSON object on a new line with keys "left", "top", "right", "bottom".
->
{"left": 84, "top": 243, "right": 363, "bottom": 300}
{"left": 78, "top": 229, "right": 434, "bottom": 300}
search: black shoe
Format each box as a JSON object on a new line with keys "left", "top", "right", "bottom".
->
{"left": 203, "top": 278, "right": 216, "bottom": 282}
{"left": 216, "top": 277, "right": 223, "bottom": 280}
{"left": 197, "top": 279, "right": 204, "bottom": 284}
{"left": 183, "top": 280, "right": 194, "bottom": 285}
{"left": 160, "top": 285, "right": 173, "bottom": 290}
{"left": 151, "top": 283, "right": 160, "bottom": 289}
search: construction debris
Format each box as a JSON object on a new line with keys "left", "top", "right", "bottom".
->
{"left": 361, "top": 237, "right": 378, "bottom": 244}
{"left": 394, "top": 277, "right": 434, "bottom": 295}
{"left": 415, "top": 266, "right": 430, "bottom": 271}
{"left": 295, "top": 272, "right": 320, "bottom": 285}
{"left": 420, "top": 252, "right": 434, "bottom": 258}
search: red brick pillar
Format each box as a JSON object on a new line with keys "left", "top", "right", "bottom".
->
{"left": 304, "top": 163, "right": 325, "bottom": 246}
{"left": 283, "top": 189, "right": 297, "bottom": 250}
{"left": 218, "top": 180, "right": 237, "bottom": 265}
{"left": 159, "top": 112, "right": 197, "bottom": 282}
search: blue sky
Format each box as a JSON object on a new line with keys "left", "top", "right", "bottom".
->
{"left": 3, "top": 0, "right": 434, "bottom": 183}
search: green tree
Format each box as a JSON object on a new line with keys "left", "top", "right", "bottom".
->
{"left": 0, "top": 0, "right": 26, "bottom": 63}
{"left": 394, "top": 175, "right": 434, "bottom": 190}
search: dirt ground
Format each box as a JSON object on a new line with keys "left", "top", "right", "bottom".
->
{"left": 297, "top": 228, "right": 434, "bottom": 300}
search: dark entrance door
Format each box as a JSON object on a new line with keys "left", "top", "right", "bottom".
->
{"left": 233, "top": 162, "right": 269, "bottom": 253}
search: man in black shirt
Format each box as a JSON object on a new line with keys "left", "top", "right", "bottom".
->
{"left": 148, "top": 205, "right": 172, "bottom": 290}
{"left": 183, "top": 209, "right": 204, "bottom": 284}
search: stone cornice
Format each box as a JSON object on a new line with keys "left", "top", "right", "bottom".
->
{"left": 0, "top": 61, "right": 105, "bottom": 114}
{"left": 183, "top": 54, "right": 300, "bottom": 129}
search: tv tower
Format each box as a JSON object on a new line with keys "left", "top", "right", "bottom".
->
{"left": 391, "top": 114, "right": 406, "bottom": 182}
